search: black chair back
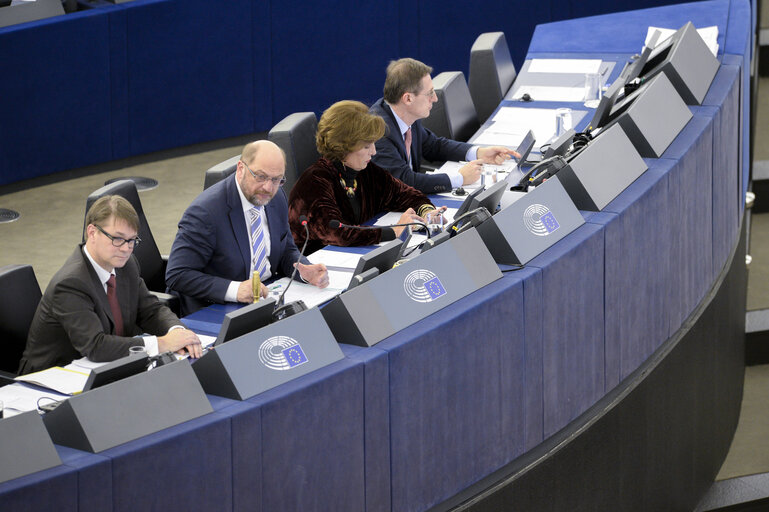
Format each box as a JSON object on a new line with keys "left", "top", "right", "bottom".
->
{"left": 203, "top": 155, "right": 240, "bottom": 190}
{"left": 469, "top": 32, "right": 517, "bottom": 124}
{"left": 84, "top": 180, "right": 166, "bottom": 293}
{"left": 0, "top": 264, "right": 42, "bottom": 374}
{"left": 422, "top": 71, "right": 479, "bottom": 142}
{"left": 268, "top": 112, "right": 319, "bottom": 193}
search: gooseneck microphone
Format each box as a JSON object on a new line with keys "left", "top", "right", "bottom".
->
{"left": 272, "top": 215, "right": 310, "bottom": 322}
{"left": 328, "top": 218, "right": 431, "bottom": 237}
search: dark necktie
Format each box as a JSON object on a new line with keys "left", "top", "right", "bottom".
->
{"left": 404, "top": 127, "right": 412, "bottom": 163}
{"left": 106, "top": 274, "right": 124, "bottom": 336}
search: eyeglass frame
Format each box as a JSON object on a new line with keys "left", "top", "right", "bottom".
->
{"left": 240, "top": 160, "right": 287, "bottom": 187}
{"left": 94, "top": 224, "right": 142, "bottom": 249}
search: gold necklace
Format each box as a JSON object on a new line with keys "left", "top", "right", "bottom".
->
{"left": 339, "top": 163, "right": 357, "bottom": 198}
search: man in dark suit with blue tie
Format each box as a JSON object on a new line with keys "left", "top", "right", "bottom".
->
{"left": 370, "top": 58, "right": 518, "bottom": 194}
{"left": 166, "top": 140, "right": 329, "bottom": 316}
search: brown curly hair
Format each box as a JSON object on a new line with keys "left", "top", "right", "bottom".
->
{"left": 316, "top": 100, "right": 386, "bottom": 161}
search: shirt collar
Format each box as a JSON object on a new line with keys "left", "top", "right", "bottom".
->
{"left": 83, "top": 245, "right": 114, "bottom": 286}
{"left": 386, "top": 101, "right": 411, "bottom": 137}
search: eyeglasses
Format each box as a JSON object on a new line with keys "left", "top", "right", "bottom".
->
{"left": 94, "top": 224, "right": 142, "bottom": 249}
{"left": 241, "top": 160, "right": 286, "bottom": 187}
{"left": 413, "top": 88, "right": 436, "bottom": 98}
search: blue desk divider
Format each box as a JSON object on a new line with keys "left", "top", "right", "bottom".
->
{"left": 476, "top": 176, "right": 585, "bottom": 264}
{"left": 322, "top": 228, "right": 502, "bottom": 347}
{"left": 0, "top": 411, "right": 61, "bottom": 483}
{"left": 192, "top": 307, "right": 344, "bottom": 400}
{"left": 606, "top": 73, "right": 692, "bottom": 158}
{"left": 558, "top": 123, "right": 648, "bottom": 211}
{"left": 43, "top": 360, "right": 212, "bottom": 453}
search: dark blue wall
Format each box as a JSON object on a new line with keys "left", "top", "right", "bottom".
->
{"left": 0, "top": 0, "right": 692, "bottom": 186}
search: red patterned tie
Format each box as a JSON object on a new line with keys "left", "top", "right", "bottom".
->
{"left": 106, "top": 275, "right": 124, "bottom": 336}
{"left": 404, "top": 127, "right": 412, "bottom": 162}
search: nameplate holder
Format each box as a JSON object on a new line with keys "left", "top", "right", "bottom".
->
{"left": 192, "top": 307, "right": 344, "bottom": 400}
{"left": 322, "top": 228, "right": 502, "bottom": 347}
{"left": 0, "top": 410, "right": 61, "bottom": 483}
{"left": 557, "top": 123, "right": 648, "bottom": 211}
{"left": 43, "top": 361, "right": 212, "bottom": 453}
{"left": 604, "top": 73, "right": 692, "bottom": 158}
{"left": 476, "top": 177, "right": 584, "bottom": 264}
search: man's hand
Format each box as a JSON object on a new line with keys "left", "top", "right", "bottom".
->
{"left": 477, "top": 146, "right": 520, "bottom": 165}
{"left": 296, "top": 262, "right": 329, "bottom": 288}
{"left": 459, "top": 160, "right": 483, "bottom": 185}
{"left": 394, "top": 208, "right": 426, "bottom": 237}
{"left": 158, "top": 328, "right": 202, "bottom": 358}
{"left": 236, "top": 278, "right": 268, "bottom": 303}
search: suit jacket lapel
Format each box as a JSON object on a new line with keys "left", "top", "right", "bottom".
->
{"left": 77, "top": 246, "right": 117, "bottom": 333}
{"left": 383, "top": 101, "right": 418, "bottom": 173}
{"left": 226, "top": 176, "right": 252, "bottom": 279}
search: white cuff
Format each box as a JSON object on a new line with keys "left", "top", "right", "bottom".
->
{"left": 466, "top": 146, "right": 479, "bottom": 161}
{"left": 225, "top": 281, "right": 240, "bottom": 303}
{"left": 142, "top": 336, "right": 159, "bottom": 356}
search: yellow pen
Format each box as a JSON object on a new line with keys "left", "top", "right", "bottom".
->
{"left": 252, "top": 270, "right": 261, "bottom": 303}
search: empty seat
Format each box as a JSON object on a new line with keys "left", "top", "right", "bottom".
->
{"left": 203, "top": 154, "right": 240, "bottom": 190}
{"left": 422, "top": 71, "right": 480, "bottom": 142}
{"left": 268, "top": 112, "right": 319, "bottom": 193}
{"left": 468, "top": 32, "right": 517, "bottom": 124}
{"left": 0, "top": 264, "right": 41, "bottom": 375}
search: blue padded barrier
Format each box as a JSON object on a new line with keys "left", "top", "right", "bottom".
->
{"left": 660, "top": 114, "right": 715, "bottom": 333}
{"left": 235, "top": 357, "right": 366, "bottom": 512}
{"left": 528, "top": 0, "right": 729, "bottom": 55}
{"left": 701, "top": 65, "right": 740, "bottom": 276}
{"left": 527, "top": 222, "right": 605, "bottom": 437}
{"left": 345, "top": 346, "right": 391, "bottom": 512}
{"left": 592, "top": 160, "right": 674, "bottom": 387}
{"left": 101, "top": 408, "right": 234, "bottom": 512}
{"left": 377, "top": 275, "right": 526, "bottom": 511}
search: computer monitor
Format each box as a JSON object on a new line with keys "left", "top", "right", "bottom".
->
{"left": 543, "top": 128, "right": 575, "bottom": 159}
{"left": 351, "top": 237, "right": 406, "bottom": 277}
{"left": 514, "top": 130, "right": 536, "bottom": 165}
{"left": 623, "top": 29, "right": 663, "bottom": 83}
{"left": 471, "top": 180, "right": 508, "bottom": 214}
{"left": 453, "top": 186, "right": 485, "bottom": 220}
{"left": 347, "top": 267, "right": 379, "bottom": 290}
{"left": 82, "top": 353, "right": 149, "bottom": 392}
{"left": 213, "top": 297, "right": 277, "bottom": 347}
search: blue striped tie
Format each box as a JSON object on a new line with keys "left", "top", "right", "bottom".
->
{"left": 249, "top": 207, "right": 268, "bottom": 278}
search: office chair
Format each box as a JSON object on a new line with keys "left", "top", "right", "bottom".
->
{"left": 84, "top": 180, "right": 179, "bottom": 314}
{"left": 422, "top": 71, "right": 480, "bottom": 143}
{"left": 203, "top": 154, "right": 240, "bottom": 190}
{"left": 268, "top": 112, "right": 319, "bottom": 193}
{"left": 0, "top": 264, "right": 42, "bottom": 375}
{"left": 468, "top": 32, "right": 517, "bottom": 124}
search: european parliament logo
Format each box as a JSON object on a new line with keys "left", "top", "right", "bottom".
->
{"left": 403, "top": 269, "right": 447, "bottom": 303}
{"left": 258, "top": 336, "right": 309, "bottom": 371}
{"left": 523, "top": 203, "right": 560, "bottom": 237}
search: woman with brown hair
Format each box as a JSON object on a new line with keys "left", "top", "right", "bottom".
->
{"left": 288, "top": 100, "right": 443, "bottom": 253}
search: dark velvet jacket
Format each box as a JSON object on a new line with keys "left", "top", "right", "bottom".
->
{"left": 288, "top": 158, "right": 434, "bottom": 253}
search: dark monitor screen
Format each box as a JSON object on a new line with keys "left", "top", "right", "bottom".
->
{"left": 453, "top": 186, "right": 485, "bottom": 220}
{"left": 347, "top": 267, "right": 379, "bottom": 290}
{"left": 352, "top": 237, "right": 406, "bottom": 277}
{"left": 82, "top": 353, "right": 149, "bottom": 392}
{"left": 587, "top": 79, "right": 625, "bottom": 132}
{"left": 515, "top": 130, "right": 536, "bottom": 164}
{"left": 470, "top": 180, "right": 508, "bottom": 214}
{"left": 214, "top": 297, "right": 276, "bottom": 346}
{"left": 624, "top": 29, "right": 663, "bottom": 83}
{"left": 543, "top": 128, "right": 575, "bottom": 159}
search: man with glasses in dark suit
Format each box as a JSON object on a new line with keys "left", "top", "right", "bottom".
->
{"left": 370, "top": 58, "right": 518, "bottom": 194}
{"left": 166, "top": 140, "right": 328, "bottom": 316}
{"left": 19, "top": 196, "right": 201, "bottom": 374}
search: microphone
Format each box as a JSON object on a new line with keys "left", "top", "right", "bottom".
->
{"left": 328, "top": 218, "right": 431, "bottom": 237}
{"left": 272, "top": 215, "right": 310, "bottom": 322}
{"left": 445, "top": 207, "right": 492, "bottom": 237}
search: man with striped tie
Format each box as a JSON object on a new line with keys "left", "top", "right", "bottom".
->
{"left": 166, "top": 140, "right": 329, "bottom": 316}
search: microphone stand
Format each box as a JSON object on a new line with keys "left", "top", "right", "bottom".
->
{"left": 272, "top": 216, "right": 310, "bottom": 322}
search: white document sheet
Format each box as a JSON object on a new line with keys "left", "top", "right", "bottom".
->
{"left": 15, "top": 366, "right": 90, "bottom": 395}
{"left": 0, "top": 383, "right": 69, "bottom": 416}
{"left": 267, "top": 277, "right": 345, "bottom": 308}
{"left": 307, "top": 248, "right": 361, "bottom": 270}
{"left": 509, "top": 84, "right": 587, "bottom": 102}
{"left": 528, "top": 58, "right": 601, "bottom": 74}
